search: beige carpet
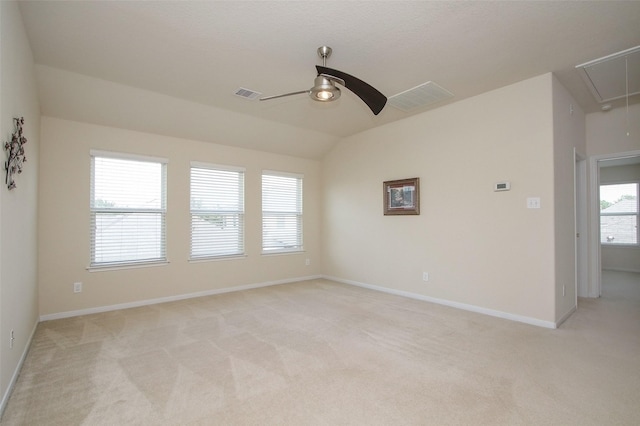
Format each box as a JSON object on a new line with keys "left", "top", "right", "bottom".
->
{"left": 2, "top": 272, "right": 640, "bottom": 425}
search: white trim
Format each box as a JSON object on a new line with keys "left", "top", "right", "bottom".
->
{"left": 575, "top": 150, "right": 588, "bottom": 299}
{"left": 601, "top": 243, "right": 640, "bottom": 248}
{"left": 589, "top": 149, "right": 640, "bottom": 298}
{"left": 90, "top": 149, "right": 168, "bottom": 164}
{"left": 0, "top": 321, "right": 38, "bottom": 417}
{"left": 262, "top": 169, "right": 304, "bottom": 179}
{"left": 190, "top": 161, "right": 245, "bottom": 172}
{"left": 556, "top": 305, "right": 577, "bottom": 328}
{"left": 600, "top": 178, "right": 640, "bottom": 186}
{"left": 324, "top": 275, "right": 558, "bottom": 329}
{"left": 87, "top": 260, "right": 170, "bottom": 272}
{"left": 589, "top": 156, "right": 602, "bottom": 297}
{"left": 261, "top": 248, "right": 305, "bottom": 256}
{"left": 39, "top": 275, "right": 322, "bottom": 321}
{"left": 188, "top": 254, "right": 247, "bottom": 263}
{"left": 576, "top": 45, "right": 640, "bottom": 68}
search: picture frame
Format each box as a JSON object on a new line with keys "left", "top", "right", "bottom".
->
{"left": 383, "top": 177, "right": 420, "bottom": 215}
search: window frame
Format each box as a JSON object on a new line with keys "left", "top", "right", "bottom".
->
{"left": 189, "top": 162, "right": 246, "bottom": 261}
{"left": 599, "top": 181, "right": 639, "bottom": 247}
{"left": 261, "top": 170, "right": 304, "bottom": 255}
{"left": 89, "top": 150, "right": 168, "bottom": 270}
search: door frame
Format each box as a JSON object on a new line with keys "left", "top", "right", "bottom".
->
{"left": 588, "top": 149, "right": 640, "bottom": 297}
{"left": 575, "top": 150, "right": 587, "bottom": 299}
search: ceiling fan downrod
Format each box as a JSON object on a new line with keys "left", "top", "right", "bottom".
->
{"left": 317, "top": 46, "right": 332, "bottom": 67}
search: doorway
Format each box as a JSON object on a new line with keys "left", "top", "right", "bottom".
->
{"left": 588, "top": 150, "right": 640, "bottom": 298}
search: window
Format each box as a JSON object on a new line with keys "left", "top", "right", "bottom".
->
{"left": 262, "top": 171, "right": 303, "bottom": 253}
{"left": 600, "top": 182, "right": 639, "bottom": 245}
{"left": 190, "top": 163, "right": 245, "bottom": 259}
{"left": 90, "top": 151, "right": 167, "bottom": 268}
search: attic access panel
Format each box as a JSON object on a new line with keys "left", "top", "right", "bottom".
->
{"left": 576, "top": 46, "right": 640, "bottom": 103}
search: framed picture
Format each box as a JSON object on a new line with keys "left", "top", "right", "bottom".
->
{"left": 383, "top": 177, "right": 420, "bottom": 215}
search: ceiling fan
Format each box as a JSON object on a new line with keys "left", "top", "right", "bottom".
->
{"left": 260, "top": 46, "right": 387, "bottom": 115}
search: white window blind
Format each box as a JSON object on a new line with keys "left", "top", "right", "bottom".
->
{"left": 90, "top": 152, "right": 167, "bottom": 267}
{"left": 262, "top": 171, "right": 303, "bottom": 253}
{"left": 191, "top": 163, "right": 245, "bottom": 259}
{"left": 600, "top": 182, "right": 639, "bottom": 245}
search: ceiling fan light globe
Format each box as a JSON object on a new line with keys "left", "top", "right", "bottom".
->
{"left": 310, "top": 76, "right": 341, "bottom": 102}
{"left": 316, "top": 91, "right": 334, "bottom": 101}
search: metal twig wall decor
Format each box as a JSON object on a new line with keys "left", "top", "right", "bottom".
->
{"left": 4, "top": 117, "right": 27, "bottom": 190}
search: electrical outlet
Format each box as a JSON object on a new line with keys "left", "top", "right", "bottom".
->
{"left": 562, "top": 285, "right": 566, "bottom": 297}
{"left": 10, "top": 330, "right": 14, "bottom": 349}
{"left": 73, "top": 282, "right": 82, "bottom": 293}
{"left": 422, "top": 272, "right": 429, "bottom": 282}
{"left": 305, "top": 258, "right": 310, "bottom": 266}
{"left": 527, "top": 197, "right": 541, "bottom": 209}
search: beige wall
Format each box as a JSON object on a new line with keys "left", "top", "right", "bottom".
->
{"left": 0, "top": 0, "right": 40, "bottom": 410}
{"left": 586, "top": 104, "right": 640, "bottom": 291}
{"left": 586, "top": 103, "right": 640, "bottom": 157}
{"left": 600, "top": 164, "right": 640, "bottom": 272}
{"left": 600, "top": 164, "right": 640, "bottom": 182}
{"left": 552, "top": 75, "right": 586, "bottom": 322}
{"left": 36, "top": 65, "right": 339, "bottom": 160}
{"left": 38, "top": 117, "right": 321, "bottom": 317}
{"left": 601, "top": 246, "right": 640, "bottom": 272}
{"left": 36, "top": 74, "right": 592, "bottom": 329}
{"left": 322, "top": 74, "right": 558, "bottom": 325}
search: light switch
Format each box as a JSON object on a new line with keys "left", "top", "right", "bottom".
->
{"left": 527, "top": 197, "right": 541, "bottom": 209}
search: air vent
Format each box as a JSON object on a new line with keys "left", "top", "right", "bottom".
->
{"left": 388, "top": 81, "right": 454, "bottom": 112}
{"left": 234, "top": 87, "right": 262, "bottom": 100}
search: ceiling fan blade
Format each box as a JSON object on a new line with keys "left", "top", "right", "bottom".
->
{"left": 316, "top": 65, "right": 387, "bottom": 115}
{"left": 260, "top": 90, "right": 309, "bottom": 101}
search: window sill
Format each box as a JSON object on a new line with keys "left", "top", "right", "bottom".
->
{"left": 261, "top": 249, "right": 305, "bottom": 256}
{"left": 87, "top": 260, "right": 170, "bottom": 272}
{"left": 189, "top": 254, "right": 247, "bottom": 263}
{"left": 601, "top": 244, "right": 640, "bottom": 249}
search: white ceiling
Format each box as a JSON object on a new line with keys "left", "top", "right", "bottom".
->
{"left": 18, "top": 1, "right": 640, "bottom": 159}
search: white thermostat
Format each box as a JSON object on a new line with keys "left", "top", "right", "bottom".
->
{"left": 494, "top": 182, "right": 511, "bottom": 192}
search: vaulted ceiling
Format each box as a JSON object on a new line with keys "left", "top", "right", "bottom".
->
{"left": 18, "top": 1, "right": 640, "bottom": 159}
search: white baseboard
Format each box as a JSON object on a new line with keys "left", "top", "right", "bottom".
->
{"left": 1, "top": 320, "right": 38, "bottom": 418}
{"left": 324, "top": 275, "right": 557, "bottom": 329}
{"left": 39, "top": 272, "right": 565, "bottom": 326}
{"left": 556, "top": 305, "right": 577, "bottom": 328}
{"left": 40, "top": 275, "right": 323, "bottom": 321}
